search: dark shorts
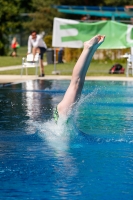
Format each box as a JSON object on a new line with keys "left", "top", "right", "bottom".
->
{"left": 39, "top": 47, "right": 47, "bottom": 59}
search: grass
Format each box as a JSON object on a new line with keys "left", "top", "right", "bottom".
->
{"left": 0, "top": 46, "right": 127, "bottom": 76}
{"left": 0, "top": 46, "right": 27, "bottom": 67}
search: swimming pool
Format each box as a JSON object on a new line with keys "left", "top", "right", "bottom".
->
{"left": 0, "top": 80, "right": 133, "bottom": 199}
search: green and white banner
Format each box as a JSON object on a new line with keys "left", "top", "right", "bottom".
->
{"left": 52, "top": 17, "right": 133, "bottom": 49}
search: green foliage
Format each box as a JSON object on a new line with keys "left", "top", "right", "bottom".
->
{"left": 44, "top": 35, "right": 52, "bottom": 48}
{"left": 19, "top": 0, "right": 33, "bottom": 12}
{"left": 64, "top": 48, "right": 82, "bottom": 62}
{"left": 0, "top": 0, "right": 34, "bottom": 55}
{"left": 31, "top": 0, "right": 133, "bottom": 38}
{"left": 23, "top": 0, "right": 62, "bottom": 35}
{"left": 0, "top": 0, "right": 21, "bottom": 55}
{"left": 103, "top": 0, "right": 133, "bottom": 6}
{"left": 59, "top": 0, "right": 104, "bottom": 6}
{"left": 1, "top": 0, "right": 133, "bottom": 56}
{"left": 60, "top": 0, "right": 133, "bottom": 6}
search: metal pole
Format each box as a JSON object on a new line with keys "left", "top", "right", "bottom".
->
{"left": 52, "top": 48, "right": 60, "bottom": 75}
{"left": 54, "top": 47, "right": 56, "bottom": 71}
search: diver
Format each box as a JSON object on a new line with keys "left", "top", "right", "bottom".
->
{"left": 54, "top": 35, "right": 105, "bottom": 123}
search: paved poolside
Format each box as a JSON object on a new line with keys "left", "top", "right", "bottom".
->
{"left": 0, "top": 64, "right": 133, "bottom": 85}
{"left": 0, "top": 75, "right": 133, "bottom": 86}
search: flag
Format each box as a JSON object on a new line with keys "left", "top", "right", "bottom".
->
{"left": 52, "top": 17, "right": 133, "bottom": 49}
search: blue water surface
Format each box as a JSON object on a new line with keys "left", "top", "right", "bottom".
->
{"left": 0, "top": 80, "right": 133, "bottom": 200}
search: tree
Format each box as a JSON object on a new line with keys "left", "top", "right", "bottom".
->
{"left": 103, "top": 0, "right": 133, "bottom": 6}
{"left": 23, "top": 0, "right": 62, "bottom": 35}
{"left": 23, "top": 0, "right": 133, "bottom": 37}
{"left": 60, "top": 0, "right": 133, "bottom": 6}
{"left": 0, "top": 0, "right": 33, "bottom": 55}
{"left": 0, "top": 0, "right": 22, "bottom": 55}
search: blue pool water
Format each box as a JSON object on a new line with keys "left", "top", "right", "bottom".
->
{"left": 0, "top": 80, "right": 133, "bottom": 200}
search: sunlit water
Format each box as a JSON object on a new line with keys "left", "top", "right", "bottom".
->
{"left": 0, "top": 80, "right": 133, "bottom": 200}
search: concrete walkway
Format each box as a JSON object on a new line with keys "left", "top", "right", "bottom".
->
{"left": 0, "top": 61, "right": 47, "bottom": 71}
{"left": 1, "top": 75, "right": 133, "bottom": 85}
{"left": 0, "top": 65, "right": 133, "bottom": 85}
{"left": 0, "top": 65, "right": 22, "bottom": 71}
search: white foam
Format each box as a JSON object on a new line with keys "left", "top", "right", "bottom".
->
{"left": 34, "top": 117, "right": 75, "bottom": 152}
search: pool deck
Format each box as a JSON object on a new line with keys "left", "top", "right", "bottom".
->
{"left": 1, "top": 64, "right": 133, "bottom": 85}
{"left": 1, "top": 75, "right": 133, "bottom": 86}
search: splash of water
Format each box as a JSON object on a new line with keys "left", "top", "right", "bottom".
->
{"left": 34, "top": 87, "right": 133, "bottom": 147}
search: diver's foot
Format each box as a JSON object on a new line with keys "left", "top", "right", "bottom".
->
{"left": 84, "top": 35, "right": 105, "bottom": 50}
{"left": 84, "top": 35, "right": 101, "bottom": 49}
{"left": 93, "top": 35, "right": 105, "bottom": 50}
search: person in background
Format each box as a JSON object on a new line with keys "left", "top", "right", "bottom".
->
{"left": 58, "top": 47, "right": 64, "bottom": 63}
{"left": 11, "top": 37, "right": 20, "bottom": 57}
{"left": 27, "top": 30, "right": 47, "bottom": 77}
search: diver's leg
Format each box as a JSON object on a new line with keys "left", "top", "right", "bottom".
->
{"left": 57, "top": 35, "right": 105, "bottom": 116}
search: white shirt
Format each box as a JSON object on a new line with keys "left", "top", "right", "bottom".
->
{"left": 27, "top": 34, "right": 47, "bottom": 53}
